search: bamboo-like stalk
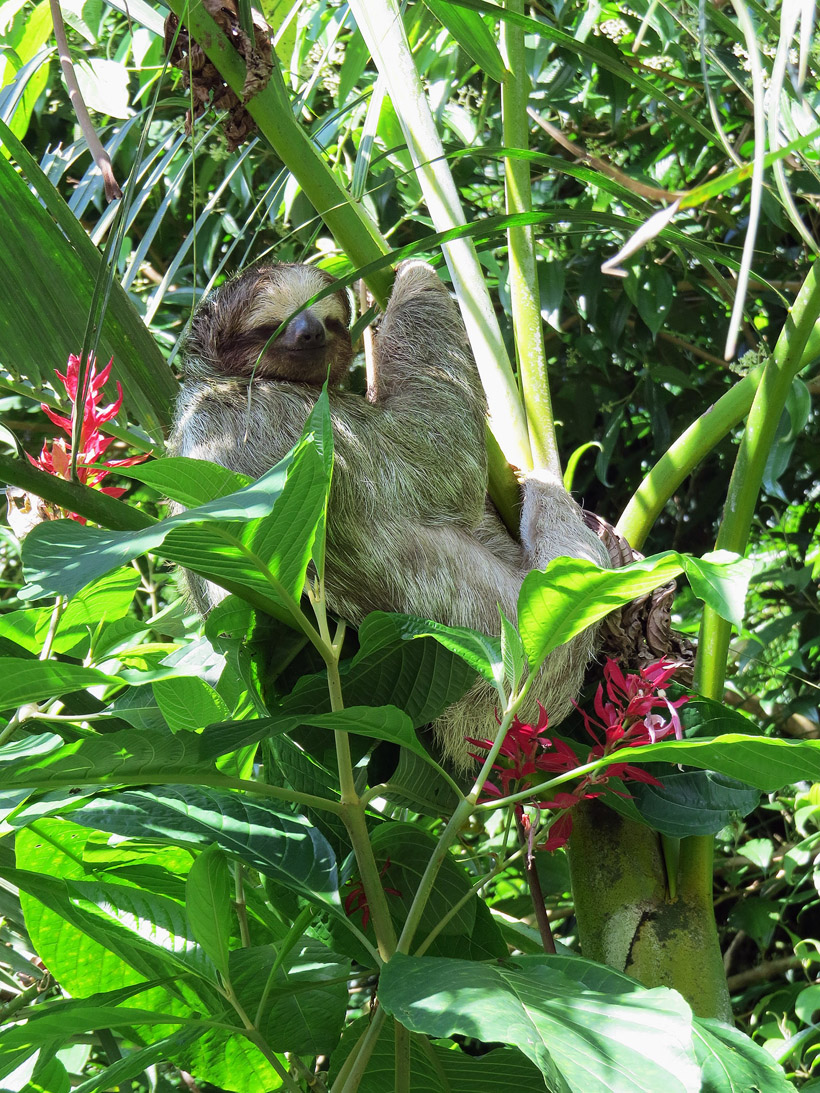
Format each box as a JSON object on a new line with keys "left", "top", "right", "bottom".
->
{"left": 163, "top": 0, "right": 393, "bottom": 307}
{"left": 500, "top": 0, "right": 559, "bottom": 476}
{"left": 0, "top": 454, "right": 153, "bottom": 531}
{"left": 616, "top": 364, "right": 765, "bottom": 550}
{"left": 695, "top": 260, "right": 820, "bottom": 700}
{"left": 347, "top": 0, "right": 533, "bottom": 474}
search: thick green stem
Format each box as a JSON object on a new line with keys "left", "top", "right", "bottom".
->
{"left": 163, "top": 0, "right": 392, "bottom": 306}
{"left": 697, "top": 260, "right": 820, "bottom": 697}
{"left": 501, "top": 0, "right": 560, "bottom": 476}
{"left": 1, "top": 454, "right": 154, "bottom": 531}
{"left": 616, "top": 365, "right": 764, "bottom": 550}
{"left": 348, "top": 0, "right": 533, "bottom": 474}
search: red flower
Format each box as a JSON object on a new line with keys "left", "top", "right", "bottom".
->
{"left": 470, "top": 658, "right": 689, "bottom": 853}
{"left": 26, "top": 354, "right": 146, "bottom": 523}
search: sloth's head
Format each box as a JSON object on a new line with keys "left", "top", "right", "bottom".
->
{"left": 182, "top": 264, "right": 353, "bottom": 385}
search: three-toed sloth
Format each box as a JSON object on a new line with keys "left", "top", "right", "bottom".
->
{"left": 170, "top": 261, "right": 610, "bottom": 768}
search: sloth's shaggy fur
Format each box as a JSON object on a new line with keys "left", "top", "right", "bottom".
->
{"left": 170, "top": 260, "right": 610, "bottom": 769}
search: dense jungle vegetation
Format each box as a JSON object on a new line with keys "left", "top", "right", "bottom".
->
{"left": 0, "top": 0, "right": 819, "bottom": 1089}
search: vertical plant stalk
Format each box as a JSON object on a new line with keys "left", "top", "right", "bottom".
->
{"left": 501, "top": 0, "right": 560, "bottom": 476}
{"left": 682, "top": 261, "right": 820, "bottom": 958}
{"left": 696, "top": 260, "right": 820, "bottom": 699}
{"left": 616, "top": 364, "right": 765, "bottom": 549}
{"left": 49, "top": 0, "right": 122, "bottom": 202}
{"left": 348, "top": 0, "right": 533, "bottom": 475}
{"left": 516, "top": 814, "right": 556, "bottom": 953}
{"left": 162, "top": 0, "right": 393, "bottom": 306}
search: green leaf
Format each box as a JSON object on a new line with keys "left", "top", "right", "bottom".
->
{"left": 0, "top": 570, "right": 140, "bottom": 657}
{"left": 20, "top": 456, "right": 290, "bottom": 601}
{"left": 62, "top": 786, "right": 341, "bottom": 908}
{"left": 499, "top": 608, "right": 525, "bottom": 694}
{"left": 368, "top": 612, "right": 503, "bottom": 687}
{"left": 186, "top": 844, "right": 232, "bottom": 976}
{"left": 595, "top": 735, "right": 820, "bottom": 794}
{"left": 152, "top": 677, "right": 230, "bottom": 735}
{"left": 282, "top": 613, "right": 477, "bottom": 729}
{"left": 422, "top": 0, "right": 507, "bottom": 81}
{"left": 229, "top": 940, "right": 349, "bottom": 1054}
{"left": 70, "top": 1030, "right": 202, "bottom": 1093}
{"left": 518, "top": 551, "right": 749, "bottom": 671}
{"left": 379, "top": 953, "right": 700, "bottom": 1093}
{"left": 330, "top": 1014, "right": 546, "bottom": 1092}
{"left": 629, "top": 770, "right": 760, "bottom": 837}
{"left": 0, "top": 659, "right": 122, "bottom": 708}
{"left": 123, "top": 457, "right": 251, "bottom": 506}
{"left": 0, "top": 122, "right": 176, "bottom": 439}
{"left": 681, "top": 552, "right": 753, "bottom": 631}
{"left": 694, "top": 1018, "right": 795, "bottom": 1093}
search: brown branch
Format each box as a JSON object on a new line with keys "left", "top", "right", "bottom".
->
{"left": 727, "top": 955, "right": 805, "bottom": 992}
{"left": 48, "top": 0, "right": 122, "bottom": 202}
{"left": 516, "top": 816, "right": 556, "bottom": 954}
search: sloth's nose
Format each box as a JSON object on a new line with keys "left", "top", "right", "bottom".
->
{"left": 287, "top": 312, "right": 326, "bottom": 348}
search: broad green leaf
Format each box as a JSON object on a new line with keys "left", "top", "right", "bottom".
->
{"left": 330, "top": 1013, "right": 546, "bottom": 1092}
{"left": 499, "top": 608, "right": 525, "bottom": 694}
{"left": 19, "top": 434, "right": 329, "bottom": 625}
{"left": 62, "top": 786, "right": 341, "bottom": 908}
{"left": 20, "top": 455, "right": 292, "bottom": 602}
{"left": 0, "top": 569, "right": 140, "bottom": 657}
{"left": 681, "top": 552, "right": 753, "bottom": 631}
{"left": 629, "top": 770, "right": 760, "bottom": 837}
{"left": 303, "top": 388, "right": 334, "bottom": 580}
{"left": 186, "top": 844, "right": 232, "bottom": 976}
{"left": 387, "top": 614, "right": 504, "bottom": 688}
{"left": 123, "top": 457, "right": 251, "bottom": 507}
{"left": 518, "top": 551, "right": 748, "bottom": 671}
{"left": 0, "top": 122, "right": 176, "bottom": 438}
{"left": 0, "top": 726, "right": 263, "bottom": 794}
{"left": 0, "top": 659, "right": 122, "bottom": 708}
{"left": 0, "top": 1005, "right": 189, "bottom": 1050}
{"left": 694, "top": 1019, "right": 794, "bottom": 1093}
{"left": 594, "top": 735, "right": 820, "bottom": 795}
{"left": 13, "top": 821, "right": 199, "bottom": 1011}
{"left": 282, "top": 613, "right": 477, "bottom": 728}
{"left": 422, "top": 0, "right": 507, "bottom": 81}
{"left": 177, "top": 1027, "right": 287, "bottom": 1093}
{"left": 11, "top": 866, "right": 212, "bottom": 982}
{"left": 364, "top": 823, "right": 506, "bottom": 959}
{"left": 229, "top": 940, "right": 349, "bottom": 1054}
{"left": 380, "top": 953, "right": 700, "bottom": 1093}
{"left": 152, "top": 677, "right": 230, "bottom": 735}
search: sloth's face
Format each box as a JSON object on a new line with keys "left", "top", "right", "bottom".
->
{"left": 185, "top": 264, "right": 353, "bottom": 385}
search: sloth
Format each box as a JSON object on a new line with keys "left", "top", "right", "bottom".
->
{"left": 170, "top": 261, "right": 611, "bottom": 768}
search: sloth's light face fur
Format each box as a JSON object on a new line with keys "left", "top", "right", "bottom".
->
{"left": 181, "top": 263, "right": 353, "bottom": 385}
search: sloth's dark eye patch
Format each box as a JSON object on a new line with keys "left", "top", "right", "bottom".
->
{"left": 325, "top": 318, "right": 348, "bottom": 336}
{"left": 255, "top": 324, "right": 285, "bottom": 343}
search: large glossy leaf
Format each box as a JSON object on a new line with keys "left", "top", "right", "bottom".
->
{"left": 0, "top": 123, "right": 176, "bottom": 439}
{"left": 629, "top": 770, "right": 761, "bottom": 837}
{"left": 330, "top": 1014, "right": 547, "bottom": 1092}
{"left": 694, "top": 1019, "right": 794, "bottom": 1093}
{"left": 19, "top": 445, "right": 322, "bottom": 629}
{"left": 60, "top": 786, "right": 341, "bottom": 908}
{"left": 282, "top": 613, "right": 477, "bottom": 728}
{"left": 518, "top": 551, "right": 751, "bottom": 671}
{"left": 185, "top": 844, "right": 232, "bottom": 977}
{"left": 230, "top": 940, "right": 349, "bottom": 1054}
{"left": 0, "top": 660, "right": 122, "bottom": 708}
{"left": 380, "top": 953, "right": 700, "bottom": 1093}
{"left": 595, "top": 735, "right": 820, "bottom": 794}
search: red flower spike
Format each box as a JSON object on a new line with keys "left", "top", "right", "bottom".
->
{"left": 26, "top": 354, "right": 147, "bottom": 524}
{"left": 471, "top": 657, "right": 690, "bottom": 854}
